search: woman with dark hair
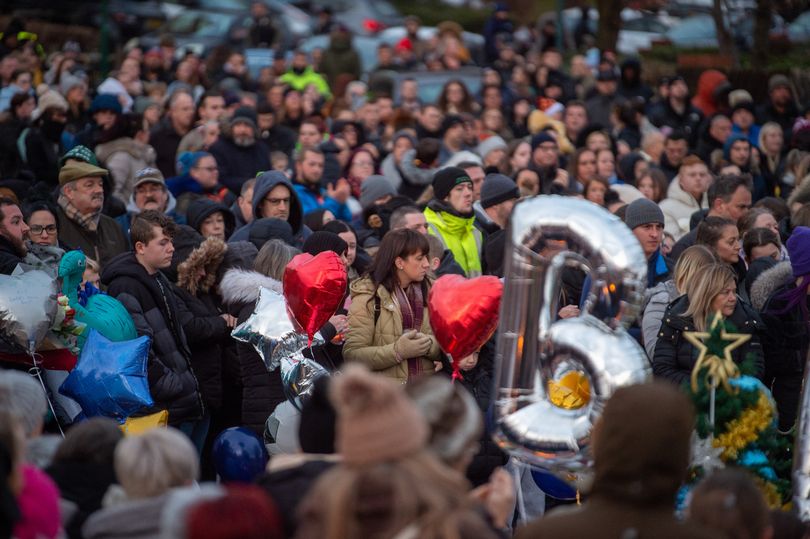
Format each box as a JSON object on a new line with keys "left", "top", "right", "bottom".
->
{"left": 343, "top": 229, "right": 441, "bottom": 384}
{"left": 756, "top": 227, "right": 810, "bottom": 431}
{"left": 567, "top": 147, "right": 598, "bottom": 192}
{"left": 583, "top": 177, "right": 609, "bottom": 206}
{"left": 323, "top": 219, "right": 369, "bottom": 280}
{"left": 23, "top": 201, "right": 59, "bottom": 247}
{"left": 635, "top": 169, "right": 668, "bottom": 203}
{"left": 343, "top": 147, "right": 377, "bottom": 201}
{"left": 94, "top": 113, "right": 156, "bottom": 203}
{"left": 696, "top": 216, "right": 746, "bottom": 287}
{"left": 437, "top": 79, "right": 478, "bottom": 116}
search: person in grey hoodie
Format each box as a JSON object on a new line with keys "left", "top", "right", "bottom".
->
{"left": 228, "top": 170, "right": 309, "bottom": 247}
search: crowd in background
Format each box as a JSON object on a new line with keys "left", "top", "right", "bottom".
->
{"left": 1, "top": 2, "right": 810, "bottom": 537}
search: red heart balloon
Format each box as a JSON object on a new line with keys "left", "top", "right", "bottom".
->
{"left": 283, "top": 252, "right": 348, "bottom": 345}
{"left": 428, "top": 275, "right": 503, "bottom": 377}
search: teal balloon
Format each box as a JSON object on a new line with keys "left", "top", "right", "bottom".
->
{"left": 58, "top": 250, "right": 137, "bottom": 347}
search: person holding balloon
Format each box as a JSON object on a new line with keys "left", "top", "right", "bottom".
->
{"left": 343, "top": 228, "right": 441, "bottom": 384}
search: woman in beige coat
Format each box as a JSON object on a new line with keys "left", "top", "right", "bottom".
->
{"left": 343, "top": 228, "right": 441, "bottom": 383}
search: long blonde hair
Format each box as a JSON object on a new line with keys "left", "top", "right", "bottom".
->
{"left": 296, "top": 450, "right": 483, "bottom": 539}
{"left": 674, "top": 245, "right": 717, "bottom": 294}
{"left": 684, "top": 263, "right": 737, "bottom": 331}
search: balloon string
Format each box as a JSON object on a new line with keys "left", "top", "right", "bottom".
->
{"left": 28, "top": 349, "right": 65, "bottom": 438}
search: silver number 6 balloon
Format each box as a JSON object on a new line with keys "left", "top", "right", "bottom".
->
{"left": 492, "top": 196, "right": 652, "bottom": 474}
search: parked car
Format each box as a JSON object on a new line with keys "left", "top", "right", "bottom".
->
{"left": 665, "top": 12, "right": 786, "bottom": 51}
{"left": 788, "top": 11, "right": 810, "bottom": 44}
{"left": 387, "top": 67, "right": 483, "bottom": 106}
{"left": 558, "top": 7, "right": 677, "bottom": 56}
{"left": 279, "top": 0, "right": 403, "bottom": 36}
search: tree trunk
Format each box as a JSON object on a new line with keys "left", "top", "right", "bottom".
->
{"left": 712, "top": 0, "right": 735, "bottom": 59}
{"left": 596, "top": 0, "right": 624, "bottom": 52}
{"left": 751, "top": 0, "right": 771, "bottom": 69}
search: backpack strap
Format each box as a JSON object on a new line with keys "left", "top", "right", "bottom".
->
{"left": 374, "top": 294, "right": 381, "bottom": 326}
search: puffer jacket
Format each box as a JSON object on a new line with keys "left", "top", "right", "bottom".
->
{"left": 641, "top": 279, "right": 679, "bottom": 359}
{"left": 94, "top": 137, "right": 156, "bottom": 203}
{"left": 220, "top": 268, "right": 286, "bottom": 435}
{"left": 652, "top": 294, "right": 765, "bottom": 387}
{"left": 751, "top": 261, "right": 809, "bottom": 430}
{"left": 343, "top": 276, "right": 441, "bottom": 383}
{"left": 101, "top": 252, "right": 204, "bottom": 425}
{"left": 659, "top": 178, "right": 708, "bottom": 241}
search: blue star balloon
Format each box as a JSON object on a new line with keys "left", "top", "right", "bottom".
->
{"left": 213, "top": 427, "right": 269, "bottom": 483}
{"left": 59, "top": 329, "right": 153, "bottom": 421}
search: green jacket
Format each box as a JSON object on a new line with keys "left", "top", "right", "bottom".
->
{"left": 424, "top": 204, "right": 482, "bottom": 277}
{"left": 279, "top": 67, "right": 331, "bottom": 99}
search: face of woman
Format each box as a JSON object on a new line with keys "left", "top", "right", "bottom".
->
{"left": 750, "top": 242, "right": 780, "bottom": 261}
{"left": 753, "top": 212, "right": 779, "bottom": 235}
{"left": 596, "top": 151, "right": 615, "bottom": 180}
{"left": 710, "top": 280, "right": 737, "bottom": 317}
{"left": 715, "top": 225, "right": 741, "bottom": 264}
{"left": 446, "top": 83, "right": 464, "bottom": 105}
{"left": 338, "top": 231, "right": 356, "bottom": 267}
{"left": 200, "top": 212, "right": 225, "bottom": 240}
{"left": 577, "top": 151, "right": 597, "bottom": 183}
{"left": 586, "top": 133, "right": 609, "bottom": 152}
{"left": 764, "top": 130, "right": 783, "bottom": 154}
{"left": 585, "top": 181, "right": 607, "bottom": 206}
{"left": 27, "top": 210, "right": 58, "bottom": 246}
{"left": 396, "top": 250, "right": 430, "bottom": 286}
{"left": 637, "top": 176, "right": 656, "bottom": 200}
{"left": 393, "top": 136, "right": 413, "bottom": 162}
{"left": 510, "top": 142, "right": 531, "bottom": 171}
{"left": 349, "top": 150, "right": 374, "bottom": 180}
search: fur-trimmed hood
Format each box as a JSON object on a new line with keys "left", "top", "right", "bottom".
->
{"left": 750, "top": 261, "right": 792, "bottom": 311}
{"left": 177, "top": 237, "right": 228, "bottom": 296}
{"left": 219, "top": 268, "right": 283, "bottom": 306}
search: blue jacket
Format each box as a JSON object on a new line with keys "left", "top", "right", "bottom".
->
{"left": 293, "top": 183, "right": 351, "bottom": 222}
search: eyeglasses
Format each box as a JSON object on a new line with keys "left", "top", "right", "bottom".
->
{"left": 263, "top": 197, "right": 290, "bottom": 206}
{"left": 30, "top": 225, "right": 57, "bottom": 235}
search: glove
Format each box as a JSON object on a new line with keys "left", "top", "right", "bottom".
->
{"left": 395, "top": 330, "right": 432, "bottom": 360}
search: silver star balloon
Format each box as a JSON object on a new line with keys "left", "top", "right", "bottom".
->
{"left": 280, "top": 333, "right": 328, "bottom": 410}
{"left": 691, "top": 435, "right": 725, "bottom": 475}
{"left": 231, "top": 287, "right": 295, "bottom": 372}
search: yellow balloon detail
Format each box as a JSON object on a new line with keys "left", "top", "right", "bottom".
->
{"left": 120, "top": 410, "right": 169, "bottom": 436}
{"left": 549, "top": 371, "right": 591, "bottom": 410}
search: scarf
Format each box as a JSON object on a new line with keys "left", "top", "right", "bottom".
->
{"left": 58, "top": 193, "right": 101, "bottom": 232}
{"left": 394, "top": 283, "right": 424, "bottom": 381}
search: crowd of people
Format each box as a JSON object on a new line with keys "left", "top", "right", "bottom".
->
{"left": 1, "top": 2, "right": 810, "bottom": 537}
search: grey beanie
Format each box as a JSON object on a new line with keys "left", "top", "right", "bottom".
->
{"left": 0, "top": 369, "right": 48, "bottom": 436}
{"left": 476, "top": 135, "right": 508, "bottom": 160}
{"left": 480, "top": 173, "right": 519, "bottom": 209}
{"left": 359, "top": 175, "right": 396, "bottom": 210}
{"left": 624, "top": 197, "right": 665, "bottom": 230}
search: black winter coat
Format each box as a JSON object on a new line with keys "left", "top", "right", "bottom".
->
{"left": 174, "top": 286, "right": 229, "bottom": 411}
{"left": 102, "top": 253, "right": 204, "bottom": 425}
{"left": 652, "top": 295, "right": 765, "bottom": 386}
{"left": 150, "top": 118, "right": 186, "bottom": 178}
{"left": 208, "top": 136, "right": 272, "bottom": 194}
{"left": 0, "top": 235, "right": 24, "bottom": 275}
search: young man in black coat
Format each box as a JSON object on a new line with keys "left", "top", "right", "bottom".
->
{"left": 101, "top": 210, "right": 207, "bottom": 451}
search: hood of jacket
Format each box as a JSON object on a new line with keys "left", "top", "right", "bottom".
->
{"left": 95, "top": 137, "right": 155, "bottom": 164}
{"left": 219, "top": 267, "right": 283, "bottom": 307}
{"left": 666, "top": 174, "right": 706, "bottom": 209}
{"left": 82, "top": 492, "right": 169, "bottom": 539}
{"left": 591, "top": 382, "right": 694, "bottom": 507}
{"left": 251, "top": 170, "right": 303, "bottom": 235}
{"left": 619, "top": 58, "right": 642, "bottom": 87}
{"left": 750, "top": 261, "right": 793, "bottom": 311}
{"left": 723, "top": 133, "right": 749, "bottom": 161}
{"left": 177, "top": 236, "right": 228, "bottom": 296}
{"left": 186, "top": 197, "right": 235, "bottom": 234}
{"left": 692, "top": 69, "right": 729, "bottom": 114}
{"left": 125, "top": 188, "right": 178, "bottom": 215}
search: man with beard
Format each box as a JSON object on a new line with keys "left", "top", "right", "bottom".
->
{"left": 56, "top": 159, "right": 128, "bottom": 266}
{"left": 0, "top": 197, "right": 29, "bottom": 274}
{"left": 528, "top": 131, "right": 568, "bottom": 193}
{"left": 116, "top": 167, "right": 184, "bottom": 239}
{"left": 209, "top": 107, "right": 271, "bottom": 194}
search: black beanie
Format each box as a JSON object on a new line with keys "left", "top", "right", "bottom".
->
{"left": 480, "top": 173, "right": 519, "bottom": 209}
{"left": 302, "top": 231, "right": 348, "bottom": 257}
{"left": 432, "top": 166, "right": 472, "bottom": 201}
{"left": 298, "top": 376, "right": 336, "bottom": 453}
{"left": 249, "top": 218, "right": 295, "bottom": 249}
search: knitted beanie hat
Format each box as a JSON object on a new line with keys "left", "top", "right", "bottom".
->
{"left": 302, "top": 231, "right": 348, "bottom": 257}
{"left": 624, "top": 197, "right": 664, "bottom": 230}
{"left": 787, "top": 226, "right": 810, "bottom": 278}
{"left": 0, "top": 370, "right": 47, "bottom": 437}
{"left": 359, "top": 175, "right": 396, "bottom": 210}
{"left": 432, "top": 166, "right": 472, "bottom": 201}
{"left": 331, "top": 364, "right": 428, "bottom": 465}
{"left": 480, "top": 173, "right": 519, "bottom": 209}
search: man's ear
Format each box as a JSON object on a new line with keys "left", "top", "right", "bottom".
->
{"left": 133, "top": 240, "right": 145, "bottom": 255}
{"left": 431, "top": 257, "right": 440, "bottom": 271}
